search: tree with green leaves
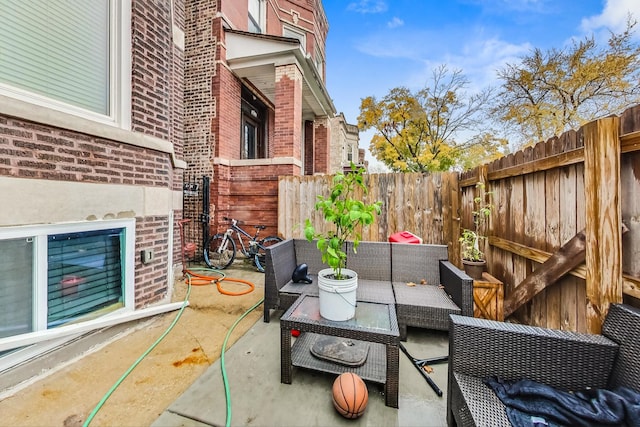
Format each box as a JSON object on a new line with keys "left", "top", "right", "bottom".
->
{"left": 492, "top": 17, "right": 640, "bottom": 146}
{"left": 358, "top": 65, "right": 505, "bottom": 172}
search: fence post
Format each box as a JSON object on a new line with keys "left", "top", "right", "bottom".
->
{"left": 582, "top": 116, "right": 622, "bottom": 334}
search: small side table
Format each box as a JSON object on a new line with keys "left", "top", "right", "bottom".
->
{"left": 473, "top": 272, "right": 504, "bottom": 321}
{"left": 280, "top": 294, "right": 400, "bottom": 408}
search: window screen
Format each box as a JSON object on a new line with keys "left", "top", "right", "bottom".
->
{"left": 0, "top": 0, "right": 110, "bottom": 114}
{"left": 47, "top": 228, "right": 124, "bottom": 328}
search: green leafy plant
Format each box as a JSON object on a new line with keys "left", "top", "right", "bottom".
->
{"left": 459, "top": 182, "right": 492, "bottom": 262}
{"left": 304, "top": 163, "right": 382, "bottom": 279}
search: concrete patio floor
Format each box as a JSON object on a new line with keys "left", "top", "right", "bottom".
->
{"left": 1, "top": 260, "right": 450, "bottom": 426}
{"left": 152, "top": 311, "right": 450, "bottom": 427}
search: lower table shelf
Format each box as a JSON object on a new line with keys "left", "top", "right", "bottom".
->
{"left": 291, "top": 332, "right": 387, "bottom": 384}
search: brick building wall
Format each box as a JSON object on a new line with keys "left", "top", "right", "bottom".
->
{"left": 0, "top": 1, "right": 185, "bottom": 310}
{"left": 183, "top": 0, "right": 217, "bottom": 180}
{"left": 183, "top": 0, "right": 335, "bottom": 241}
{"left": 0, "top": 118, "right": 171, "bottom": 188}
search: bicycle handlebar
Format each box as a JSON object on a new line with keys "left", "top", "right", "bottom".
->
{"left": 222, "top": 216, "right": 266, "bottom": 229}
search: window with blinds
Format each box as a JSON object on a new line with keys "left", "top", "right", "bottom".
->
{"left": 0, "top": 0, "right": 110, "bottom": 115}
{"left": 47, "top": 229, "right": 124, "bottom": 328}
{"left": 0, "top": 220, "right": 133, "bottom": 344}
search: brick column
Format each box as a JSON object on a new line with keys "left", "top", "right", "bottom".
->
{"left": 274, "top": 64, "right": 303, "bottom": 161}
{"left": 313, "top": 117, "right": 330, "bottom": 174}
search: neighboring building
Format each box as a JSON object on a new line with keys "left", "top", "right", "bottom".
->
{"left": 184, "top": 0, "right": 338, "bottom": 240}
{"left": 330, "top": 112, "right": 363, "bottom": 173}
{"left": 0, "top": 0, "right": 357, "bottom": 369}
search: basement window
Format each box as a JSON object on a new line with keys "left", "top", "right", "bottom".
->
{"left": 0, "top": 220, "right": 135, "bottom": 342}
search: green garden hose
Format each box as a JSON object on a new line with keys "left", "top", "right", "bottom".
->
{"left": 83, "top": 274, "right": 194, "bottom": 427}
{"left": 220, "top": 297, "right": 264, "bottom": 427}
{"left": 83, "top": 269, "right": 261, "bottom": 427}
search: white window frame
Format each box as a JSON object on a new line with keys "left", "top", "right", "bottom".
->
{"left": 0, "top": 0, "right": 132, "bottom": 130}
{"left": 0, "top": 219, "right": 136, "bottom": 338}
{"left": 283, "top": 25, "right": 307, "bottom": 52}
{"left": 248, "top": 0, "right": 266, "bottom": 34}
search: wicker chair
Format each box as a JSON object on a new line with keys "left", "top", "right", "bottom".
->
{"left": 263, "top": 239, "right": 323, "bottom": 322}
{"left": 447, "top": 303, "right": 640, "bottom": 426}
{"left": 391, "top": 243, "right": 474, "bottom": 340}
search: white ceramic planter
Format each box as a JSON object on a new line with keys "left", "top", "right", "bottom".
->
{"left": 317, "top": 268, "right": 358, "bottom": 321}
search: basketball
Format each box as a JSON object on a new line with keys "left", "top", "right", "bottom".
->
{"left": 332, "top": 372, "right": 368, "bottom": 418}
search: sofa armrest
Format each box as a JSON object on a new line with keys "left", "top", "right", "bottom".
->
{"left": 439, "top": 261, "right": 473, "bottom": 317}
{"left": 449, "top": 315, "right": 619, "bottom": 390}
{"left": 264, "top": 239, "right": 297, "bottom": 322}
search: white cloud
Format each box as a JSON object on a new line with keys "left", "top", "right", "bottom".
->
{"left": 387, "top": 17, "right": 404, "bottom": 29}
{"left": 347, "top": 0, "right": 388, "bottom": 14}
{"left": 581, "top": 0, "right": 640, "bottom": 38}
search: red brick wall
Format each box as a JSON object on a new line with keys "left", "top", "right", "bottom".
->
{"left": 183, "top": 0, "right": 217, "bottom": 180}
{"left": 267, "top": 0, "right": 328, "bottom": 62}
{"left": 184, "top": 0, "right": 328, "bottom": 242}
{"left": 221, "top": 0, "right": 247, "bottom": 31}
{"left": 0, "top": 117, "right": 172, "bottom": 186}
{"left": 274, "top": 64, "right": 303, "bottom": 159}
{"left": 213, "top": 66, "right": 242, "bottom": 159}
{"left": 213, "top": 163, "right": 298, "bottom": 238}
{"left": 131, "top": 0, "right": 173, "bottom": 140}
{"left": 135, "top": 216, "right": 171, "bottom": 307}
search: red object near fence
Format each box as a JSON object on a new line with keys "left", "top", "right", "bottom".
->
{"left": 388, "top": 231, "right": 423, "bottom": 244}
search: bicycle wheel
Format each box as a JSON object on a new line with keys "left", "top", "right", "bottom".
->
{"left": 203, "top": 233, "right": 236, "bottom": 269}
{"left": 254, "top": 236, "right": 283, "bottom": 273}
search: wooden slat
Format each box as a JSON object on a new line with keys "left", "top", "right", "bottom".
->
{"left": 490, "top": 235, "right": 639, "bottom": 301}
{"left": 559, "top": 130, "right": 579, "bottom": 331}
{"left": 583, "top": 117, "right": 623, "bottom": 334}
{"left": 621, "top": 151, "right": 640, "bottom": 280}
{"left": 487, "top": 147, "right": 584, "bottom": 182}
{"left": 545, "top": 137, "right": 562, "bottom": 329}
{"left": 620, "top": 130, "right": 640, "bottom": 153}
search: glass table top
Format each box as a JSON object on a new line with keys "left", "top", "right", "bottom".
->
{"left": 285, "top": 294, "right": 393, "bottom": 332}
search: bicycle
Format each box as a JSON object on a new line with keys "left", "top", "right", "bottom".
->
{"left": 203, "top": 217, "right": 282, "bottom": 272}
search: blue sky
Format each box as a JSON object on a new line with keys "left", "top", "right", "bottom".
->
{"left": 322, "top": 0, "right": 640, "bottom": 169}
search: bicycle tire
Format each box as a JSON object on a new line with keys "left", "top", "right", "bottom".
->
{"left": 204, "top": 233, "right": 236, "bottom": 269}
{"left": 254, "top": 236, "right": 283, "bottom": 273}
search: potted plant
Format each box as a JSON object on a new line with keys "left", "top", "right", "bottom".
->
{"left": 304, "top": 162, "right": 382, "bottom": 321}
{"left": 459, "top": 182, "right": 492, "bottom": 280}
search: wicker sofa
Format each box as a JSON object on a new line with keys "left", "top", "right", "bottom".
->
{"left": 263, "top": 238, "right": 473, "bottom": 340}
{"left": 447, "top": 303, "right": 640, "bottom": 426}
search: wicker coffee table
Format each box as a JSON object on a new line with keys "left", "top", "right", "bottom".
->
{"left": 280, "top": 294, "right": 400, "bottom": 408}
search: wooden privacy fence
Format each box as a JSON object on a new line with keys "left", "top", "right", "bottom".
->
{"left": 460, "top": 106, "right": 640, "bottom": 333}
{"left": 278, "top": 172, "right": 460, "bottom": 253}
{"left": 277, "top": 105, "right": 640, "bottom": 334}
